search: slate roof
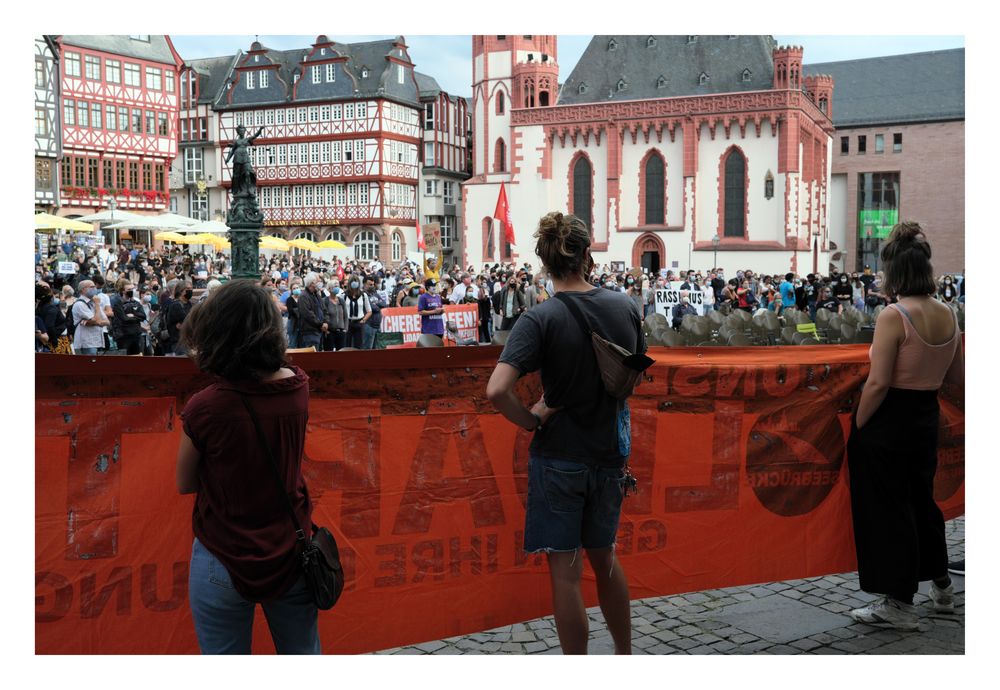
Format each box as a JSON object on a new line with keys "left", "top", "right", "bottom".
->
{"left": 60, "top": 35, "right": 178, "bottom": 65}
{"left": 415, "top": 71, "right": 442, "bottom": 98}
{"left": 558, "top": 35, "right": 778, "bottom": 105}
{"left": 804, "top": 49, "right": 964, "bottom": 127}
{"left": 211, "top": 36, "right": 423, "bottom": 108}
{"left": 188, "top": 54, "right": 241, "bottom": 104}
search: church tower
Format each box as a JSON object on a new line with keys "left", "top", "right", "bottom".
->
{"left": 472, "top": 35, "right": 558, "bottom": 178}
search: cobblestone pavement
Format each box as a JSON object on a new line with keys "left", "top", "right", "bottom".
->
{"left": 374, "top": 517, "right": 964, "bottom": 655}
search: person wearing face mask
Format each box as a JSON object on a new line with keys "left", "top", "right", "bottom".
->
{"left": 624, "top": 274, "right": 643, "bottom": 315}
{"left": 450, "top": 273, "right": 479, "bottom": 306}
{"left": 833, "top": 272, "right": 853, "bottom": 310}
{"left": 285, "top": 283, "right": 302, "bottom": 349}
{"left": 938, "top": 275, "right": 957, "bottom": 305}
{"left": 343, "top": 277, "right": 372, "bottom": 349}
{"left": 710, "top": 269, "right": 726, "bottom": 310}
{"left": 166, "top": 283, "right": 195, "bottom": 356}
{"left": 138, "top": 288, "right": 155, "bottom": 355}
{"left": 295, "top": 273, "right": 330, "bottom": 351}
{"left": 672, "top": 291, "right": 698, "bottom": 330}
{"left": 71, "top": 280, "right": 110, "bottom": 355}
{"left": 417, "top": 278, "right": 446, "bottom": 337}
{"left": 851, "top": 274, "right": 866, "bottom": 311}
{"left": 111, "top": 281, "right": 147, "bottom": 355}
{"left": 36, "top": 283, "right": 71, "bottom": 354}
{"left": 362, "top": 276, "right": 386, "bottom": 350}
{"left": 499, "top": 274, "right": 526, "bottom": 330}
{"left": 323, "top": 282, "right": 349, "bottom": 351}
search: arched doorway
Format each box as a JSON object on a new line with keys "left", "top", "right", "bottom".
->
{"left": 632, "top": 233, "right": 665, "bottom": 275}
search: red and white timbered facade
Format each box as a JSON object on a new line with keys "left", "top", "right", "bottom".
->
{"left": 56, "top": 35, "right": 182, "bottom": 215}
{"left": 213, "top": 36, "right": 424, "bottom": 260}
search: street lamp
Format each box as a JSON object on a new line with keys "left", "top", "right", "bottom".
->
{"left": 712, "top": 234, "right": 721, "bottom": 272}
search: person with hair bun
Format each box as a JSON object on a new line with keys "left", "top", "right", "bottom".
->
{"left": 486, "top": 211, "right": 646, "bottom": 654}
{"left": 847, "top": 222, "right": 964, "bottom": 631}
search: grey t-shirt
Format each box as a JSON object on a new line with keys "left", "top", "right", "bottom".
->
{"left": 498, "top": 288, "right": 646, "bottom": 466}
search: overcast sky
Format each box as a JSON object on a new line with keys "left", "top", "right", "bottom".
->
{"left": 168, "top": 35, "right": 965, "bottom": 98}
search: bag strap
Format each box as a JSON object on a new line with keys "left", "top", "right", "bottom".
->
{"left": 237, "top": 393, "right": 307, "bottom": 544}
{"left": 553, "top": 292, "right": 599, "bottom": 339}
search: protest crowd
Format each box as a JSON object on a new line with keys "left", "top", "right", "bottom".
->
{"left": 33, "top": 238, "right": 966, "bottom": 355}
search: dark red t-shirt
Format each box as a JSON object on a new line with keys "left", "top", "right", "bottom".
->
{"left": 181, "top": 366, "right": 313, "bottom": 601}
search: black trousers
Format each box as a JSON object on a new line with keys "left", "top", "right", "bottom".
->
{"left": 346, "top": 320, "right": 365, "bottom": 349}
{"left": 116, "top": 333, "right": 142, "bottom": 355}
{"left": 847, "top": 387, "right": 948, "bottom": 600}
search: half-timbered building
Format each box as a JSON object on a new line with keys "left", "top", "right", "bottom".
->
{"left": 35, "top": 36, "right": 60, "bottom": 211}
{"left": 169, "top": 53, "right": 241, "bottom": 221}
{"left": 416, "top": 73, "right": 472, "bottom": 265}
{"left": 55, "top": 35, "right": 183, "bottom": 235}
{"left": 463, "top": 35, "right": 836, "bottom": 277}
{"left": 214, "top": 36, "right": 423, "bottom": 261}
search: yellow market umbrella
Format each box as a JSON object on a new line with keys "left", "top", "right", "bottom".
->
{"left": 317, "top": 239, "right": 347, "bottom": 249}
{"left": 154, "top": 231, "right": 186, "bottom": 242}
{"left": 288, "top": 238, "right": 320, "bottom": 252}
{"left": 35, "top": 212, "right": 92, "bottom": 232}
{"left": 260, "top": 235, "right": 290, "bottom": 251}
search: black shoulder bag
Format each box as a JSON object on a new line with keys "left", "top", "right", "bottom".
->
{"left": 238, "top": 393, "right": 344, "bottom": 610}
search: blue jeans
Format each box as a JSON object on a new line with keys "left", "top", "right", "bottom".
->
{"left": 286, "top": 321, "right": 299, "bottom": 349}
{"left": 362, "top": 323, "right": 379, "bottom": 350}
{"left": 299, "top": 333, "right": 322, "bottom": 350}
{"left": 524, "top": 455, "right": 627, "bottom": 553}
{"left": 188, "top": 537, "right": 320, "bottom": 655}
{"left": 76, "top": 347, "right": 99, "bottom": 355}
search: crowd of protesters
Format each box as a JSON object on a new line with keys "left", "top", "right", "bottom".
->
{"left": 33, "top": 237, "right": 965, "bottom": 354}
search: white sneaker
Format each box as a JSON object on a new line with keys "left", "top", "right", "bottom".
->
{"left": 929, "top": 582, "right": 955, "bottom": 613}
{"left": 849, "top": 596, "right": 919, "bottom": 631}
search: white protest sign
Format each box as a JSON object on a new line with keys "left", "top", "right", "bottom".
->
{"left": 654, "top": 288, "right": 709, "bottom": 317}
{"left": 58, "top": 262, "right": 77, "bottom": 275}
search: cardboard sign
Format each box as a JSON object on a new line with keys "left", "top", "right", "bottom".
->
{"left": 654, "top": 288, "right": 709, "bottom": 317}
{"left": 57, "top": 262, "right": 77, "bottom": 275}
{"left": 34, "top": 348, "right": 964, "bottom": 654}
{"left": 422, "top": 223, "right": 442, "bottom": 255}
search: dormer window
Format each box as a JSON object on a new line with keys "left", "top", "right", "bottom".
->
{"left": 527, "top": 53, "right": 534, "bottom": 62}
{"left": 129, "top": 35, "right": 149, "bottom": 42}
{"left": 320, "top": 48, "right": 326, "bottom": 56}
{"left": 497, "top": 35, "right": 506, "bottom": 40}
{"left": 687, "top": 36, "right": 697, "bottom": 44}
{"left": 362, "top": 68, "right": 369, "bottom": 78}
{"left": 608, "top": 39, "right": 618, "bottom": 51}
{"left": 253, "top": 55, "right": 259, "bottom": 63}
{"left": 656, "top": 75, "right": 668, "bottom": 89}
{"left": 616, "top": 79, "right": 627, "bottom": 92}
{"left": 578, "top": 82, "right": 588, "bottom": 94}
{"left": 742, "top": 68, "right": 752, "bottom": 82}
{"left": 699, "top": 72, "right": 710, "bottom": 85}
{"left": 647, "top": 36, "right": 657, "bottom": 48}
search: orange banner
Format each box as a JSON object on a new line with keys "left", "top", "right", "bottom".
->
{"left": 34, "top": 346, "right": 964, "bottom": 654}
{"left": 379, "top": 304, "right": 479, "bottom": 347}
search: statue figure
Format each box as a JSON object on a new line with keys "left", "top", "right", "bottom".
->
{"left": 225, "top": 124, "right": 265, "bottom": 199}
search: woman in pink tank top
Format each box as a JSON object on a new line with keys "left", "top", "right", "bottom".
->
{"left": 846, "top": 223, "right": 964, "bottom": 631}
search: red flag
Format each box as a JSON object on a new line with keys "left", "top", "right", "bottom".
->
{"left": 416, "top": 216, "right": 426, "bottom": 251}
{"left": 493, "top": 182, "right": 516, "bottom": 246}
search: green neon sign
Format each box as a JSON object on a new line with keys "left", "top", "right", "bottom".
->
{"left": 859, "top": 209, "right": 898, "bottom": 239}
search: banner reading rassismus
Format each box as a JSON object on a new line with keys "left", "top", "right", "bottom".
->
{"left": 34, "top": 347, "right": 964, "bottom": 654}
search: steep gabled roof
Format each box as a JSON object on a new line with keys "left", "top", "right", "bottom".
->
{"left": 60, "top": 35, "right": 178, "bottom": 65}
{"left": 804, "top": 48, "right": 964, "bottom": 126}
{"left": 558, "top": 35, "right": 777, "bottom": 105}
{"left": 188, "top": 54, "right": 241, "bottom": 104}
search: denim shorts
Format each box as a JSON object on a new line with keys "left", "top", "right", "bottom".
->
{"left": 524, "top": 455, "right": 627, "bottom": 553}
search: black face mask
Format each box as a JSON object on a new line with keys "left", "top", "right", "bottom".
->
{"left": 125, "top": 290, "right": 134, "bottom": 299}
{"left": 184, "top": 289, "right": 193, "bottom": 300}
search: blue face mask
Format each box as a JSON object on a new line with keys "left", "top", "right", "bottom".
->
{"left": 331, "top": 287, "right": 341, "bottom": 296}
{"left": 293, "top": 288, "right": 302, "bottom": 296}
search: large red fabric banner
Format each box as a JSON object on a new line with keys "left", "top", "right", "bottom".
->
{"left": 34, "top": 346, "right": 964, "bottom": 654}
